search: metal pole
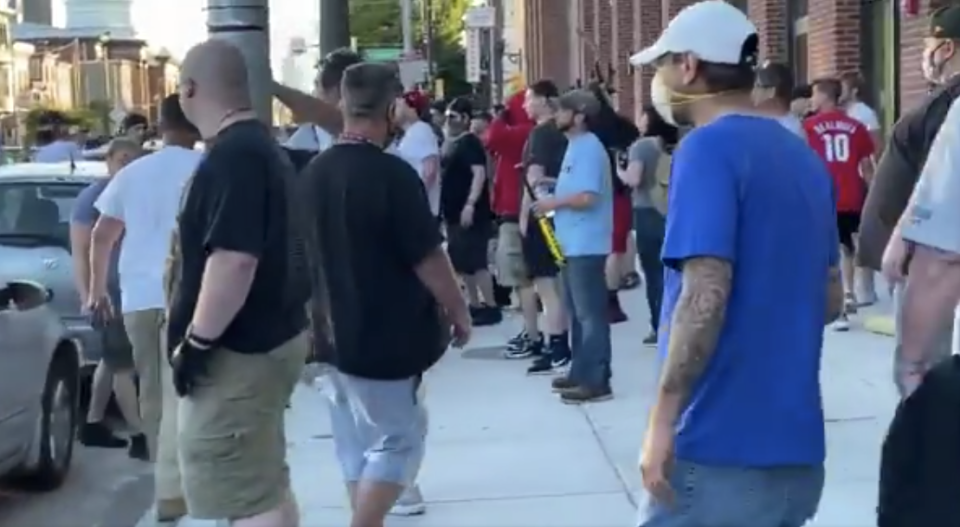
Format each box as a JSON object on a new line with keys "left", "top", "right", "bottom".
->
{"left": 491, "top": 0, "right": 504, "bottom": 104}
{"left": 422, "top": 0, "right": 435, "bottom": 80}
{"left": 205, "top": 0, "right": 273, "bottom": 123}
{"left": 400, "top": 0, "right": 414, "bottom": 54}
{"left": 319, "top": 0, "right": 351, "bottom": 57}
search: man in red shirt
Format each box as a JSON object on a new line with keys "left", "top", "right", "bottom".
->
{"left": 804, "top": 77, "right": 876, "bottom": 331}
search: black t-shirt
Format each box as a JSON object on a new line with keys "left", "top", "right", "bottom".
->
{"left": 301, "top": 142, "right": 446, "bottom": 380}
{"left": 167, "top": 120, "right": 308, "bottom": 354}
{"left": 439, "top": 132, "right": 491, "bottom": 224}
{"left": 858, "top": 75, "right": 960, "bottom": 270}
{"left": 521, "top": 121, "right": 567, "bottom": 183}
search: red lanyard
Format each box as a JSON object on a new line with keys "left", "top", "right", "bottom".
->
{"left": 337, "top": 133, "right": 379, "bottom": 146}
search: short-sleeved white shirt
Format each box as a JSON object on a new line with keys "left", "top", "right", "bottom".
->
{"left": 95, "top": 146, "right": 203, "bottom": 312}
{"left": 395, "top": 121, "right": 441, "bottom": 215}
{"left": 846, "top": 101, "right": 881, "bottom": 132}
{"left": 284, "top": 124, "right": 334, "bottom": 151}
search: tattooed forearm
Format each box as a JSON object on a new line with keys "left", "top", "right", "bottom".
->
{"left": 825, "top": 267, "right": 843, "bottom": 324}
{"left": 660, "top": 257, "right": 732, "bottom": 398}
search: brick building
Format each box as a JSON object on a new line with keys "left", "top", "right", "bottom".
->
{"left": 519, "top": 0, "right": 940, "bottom": 134}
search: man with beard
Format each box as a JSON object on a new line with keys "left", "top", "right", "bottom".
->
{"left": 300, "top": 62, "right": 469, "bottom": 527}
{"left": 441, "top": 97, "right": 501, "bottom": 326}
{"left": 532, "top": 89, "right": 612, "bottom": 402}
{"left": 860, "top": 5, "right": 960, "bottom": 395}
{"left": 628, "top": 1, "right": 841, "bottom": 524}
{"left": 274, "top": 47, "right": 363, "bottom": 151}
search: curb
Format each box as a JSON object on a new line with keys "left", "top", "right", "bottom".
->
{"left": 862, "top": 315, "right": 895, "bottom": 337}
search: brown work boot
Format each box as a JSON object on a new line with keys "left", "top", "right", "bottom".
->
{"left": 551, "top": 376, "right": 578, "bottom": 393}
{"left": 560, "top": 384, "right": 614, "bottom": 404}
{"left": 156, "top": 497, "right": 188, "bottom": 522}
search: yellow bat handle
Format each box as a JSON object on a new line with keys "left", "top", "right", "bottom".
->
{"left": 535, "top": 216, "right": 565, "bottom": 267}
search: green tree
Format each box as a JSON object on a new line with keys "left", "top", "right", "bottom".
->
{"left": 349, "top": 0, "right": 404, "bottom": 47}
{"left": 348, "top": 0, "right": 470, "bottom": 97}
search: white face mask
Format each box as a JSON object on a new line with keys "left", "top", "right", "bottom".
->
{"left": 650, "top": 71, "right": 678, "bottom": 127}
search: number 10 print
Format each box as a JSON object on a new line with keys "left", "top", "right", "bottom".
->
{"left": 821, "top": 133, "right": 850, "bottom": 163}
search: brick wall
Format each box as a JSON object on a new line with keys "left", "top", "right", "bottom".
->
{"left": 807, "top": 0, "right": 860, "bottom": 78}
{"left": 899, "top": 0, "right": 945, "bottom": 111}
{"left": 747, "top": 0, "right": 788, "bottom": 62}
{"left": 522, "top": 0, "right": 941, "bottom": 121}
{"left": 612, "top": 0, "right": 637, "bottom": 116}
{"left": 526, "top": 0, "right": 572, "bottom": 87}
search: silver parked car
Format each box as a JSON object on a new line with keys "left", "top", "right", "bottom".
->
{"left": 0, "top": 161, "right": 110, "bottom": 369}
{"left": 0, "top": 279, "right": 81, "bottom": 489}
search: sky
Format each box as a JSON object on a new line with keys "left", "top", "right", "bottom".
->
{"left": 129, "top": 0, "right": 319, "bottom": 73}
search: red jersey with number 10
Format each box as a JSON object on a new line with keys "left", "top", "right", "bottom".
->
{"left": 803, "top": 110, "right": 874, "bottom": 212}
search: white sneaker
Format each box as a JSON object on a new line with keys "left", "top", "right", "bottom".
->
{"left": 389, "top": 485, "right": 426, "bottom": 516}
{"left": 832, "top": 313, "right": 850, "bottom": 332}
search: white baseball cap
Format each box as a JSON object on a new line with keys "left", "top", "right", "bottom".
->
{"left": 630, "top": 0, "right": 759, "bottom": 66}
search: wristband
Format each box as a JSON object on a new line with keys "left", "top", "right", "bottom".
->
{"left": 185, "top": 327, "right": 217, "bottom": 349}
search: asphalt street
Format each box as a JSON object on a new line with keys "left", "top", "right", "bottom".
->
{"left": 0, "top": 443, "right": 153, "bottom": 527}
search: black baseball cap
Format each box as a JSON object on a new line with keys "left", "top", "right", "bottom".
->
{"left": 930, "top": 5, "right": 960, "bottom": 39}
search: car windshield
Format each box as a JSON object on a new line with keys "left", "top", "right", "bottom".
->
{"left": 0, "top": 182, "right": 86, "bottom": 247}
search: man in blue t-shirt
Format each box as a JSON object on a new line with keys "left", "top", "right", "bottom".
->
{"left": 629, "top": 2, "right": 843, "bottom": 525}
{"left": 532, "top": 89, "right": 614, "bottom": 404}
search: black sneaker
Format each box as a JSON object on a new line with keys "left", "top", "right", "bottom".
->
{"left": 80, "top": 421, "right": 127, "bottom": 448}
{"left": 505, "top": 336, "right": 542, "bottom": 359}
{"left": 471, "top": 305, "right": 503, "bottom": 327}
{"left": 127, "top": 433, "right": 150, "bottom": 461}
{"left": 506, "top": 331, "right": 528, "bottom": 352}
{"left": 642, "top": 332, "right": 657, "bottom": 346}
{"left": 526, "top": 354, "right": 554, "bottom": 375}
{"left": 560, "top": 385, "right": 614, "bottom": 404}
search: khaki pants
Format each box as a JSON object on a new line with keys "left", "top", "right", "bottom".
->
{"left": 124, "top": 308, "right": 181, "bottom": 500}
{"left": 179, "top": 332, "right": 308, "bottom": 520}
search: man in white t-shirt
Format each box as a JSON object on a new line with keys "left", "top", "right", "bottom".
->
{"left": 394, "top": 90, "right": 441, "bottom": 216}
{"left": 87, "top": 95, "right": 202, "bottom": 523}
{"left": 841, "top": 71, "right": 882, "bottom": 306}
{"left": 276, "top": 48, "right": 364, "bottom": 152}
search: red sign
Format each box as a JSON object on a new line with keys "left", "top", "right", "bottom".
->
{"left": 901, "top": 0, "right": 919, "bottom": 17}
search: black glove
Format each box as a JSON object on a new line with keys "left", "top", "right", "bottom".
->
{"left": 170, "top": 332, "right": 215, "bottom": 397}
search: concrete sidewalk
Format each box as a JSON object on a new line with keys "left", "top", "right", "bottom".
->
{"left": 138, "top": 286, "right": 897, "bottom": 527}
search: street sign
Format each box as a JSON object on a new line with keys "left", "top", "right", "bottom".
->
{"left": 464, "top": 6, "right": 496, "bottom": 29}
{"left": 464, "top": 28, "right": 482, "bottom": 83}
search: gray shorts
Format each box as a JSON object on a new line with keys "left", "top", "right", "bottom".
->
{"left": 636, "top": 461, "right": 824, "bottom": 527}
{"left": 326, "top": 370, "right": 426, "bottom": 485}
{"left": 98, "top": 314, "right": 134, "bottom": 370}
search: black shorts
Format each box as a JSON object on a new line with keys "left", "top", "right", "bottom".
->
{"left": 446, "top": 222, "right": 490, "bottom": 274}
{"left": 837, "top": 211, "right": 861, "bottom": 253}
{"left": 523, "top": 219, "right": 559, "bottom": 279}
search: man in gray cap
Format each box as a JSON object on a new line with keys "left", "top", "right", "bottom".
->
{"left": 530, "top": 88, "right": 614, "bottom": 404}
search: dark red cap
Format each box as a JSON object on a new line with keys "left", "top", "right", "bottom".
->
{"left": 402, "top": 90, "right": 430, "bottom": 114}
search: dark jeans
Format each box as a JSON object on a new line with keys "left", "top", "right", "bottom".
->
{"left": 634, "top": 208, "right": 665, "bottom": 332}
{"left": 561, "top": 255, "right": 611, "bottom": 389}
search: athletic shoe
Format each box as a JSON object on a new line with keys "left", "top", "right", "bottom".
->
{"left": 389, "top": 485, "right": 426, "bottom": 516}
{"left": 831, "top": 312, "right": 850, "bottom": 332}
{"left": 506, "top": 331, "right": 528, "bottom": 352}
{"left": 505, "top": 336, "right": 542, "bottom": 359}
{"left": 642, "top": 332, "right": 658, "bottom": 346}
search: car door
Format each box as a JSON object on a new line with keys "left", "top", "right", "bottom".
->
{"left": 0, "top": 282, "right": 35, "bottom": 461}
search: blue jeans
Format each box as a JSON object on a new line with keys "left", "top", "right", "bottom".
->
{"left": 633, "top": 208, "right": 665, "bottom": 332}
{"left": 636, "top": 460, "right": 824, "bottom": 527}
{"left": 561, "top": 255, "right": 611, "bottom": 389}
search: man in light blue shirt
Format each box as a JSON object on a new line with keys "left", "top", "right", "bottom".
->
{"left": 532, "top": 89, "right": 614, "bottom": 404}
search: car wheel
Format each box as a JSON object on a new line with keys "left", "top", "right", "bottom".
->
{"left": 16, "top": 354, "right": 79, "bottom": 490}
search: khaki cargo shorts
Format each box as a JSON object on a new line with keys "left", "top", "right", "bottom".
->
{"left": 495, "top": 222, "right": 530, "bottom": 287}
{"left": 178, "top": 331, "right": 309, "bottom": 520}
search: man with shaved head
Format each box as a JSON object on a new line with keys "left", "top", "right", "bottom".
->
{"left": 301, "top": 62, "right": 470, "bottom": 527}
{"left": 167, "top": 39, "right": 309, "bottom": 527}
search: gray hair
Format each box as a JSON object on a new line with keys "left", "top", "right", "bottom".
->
{"left": 340, "top": 63, "right": 403, "bottom": 119}
{"left": 106, "top": 137, "right": 144, "bottom": 158}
